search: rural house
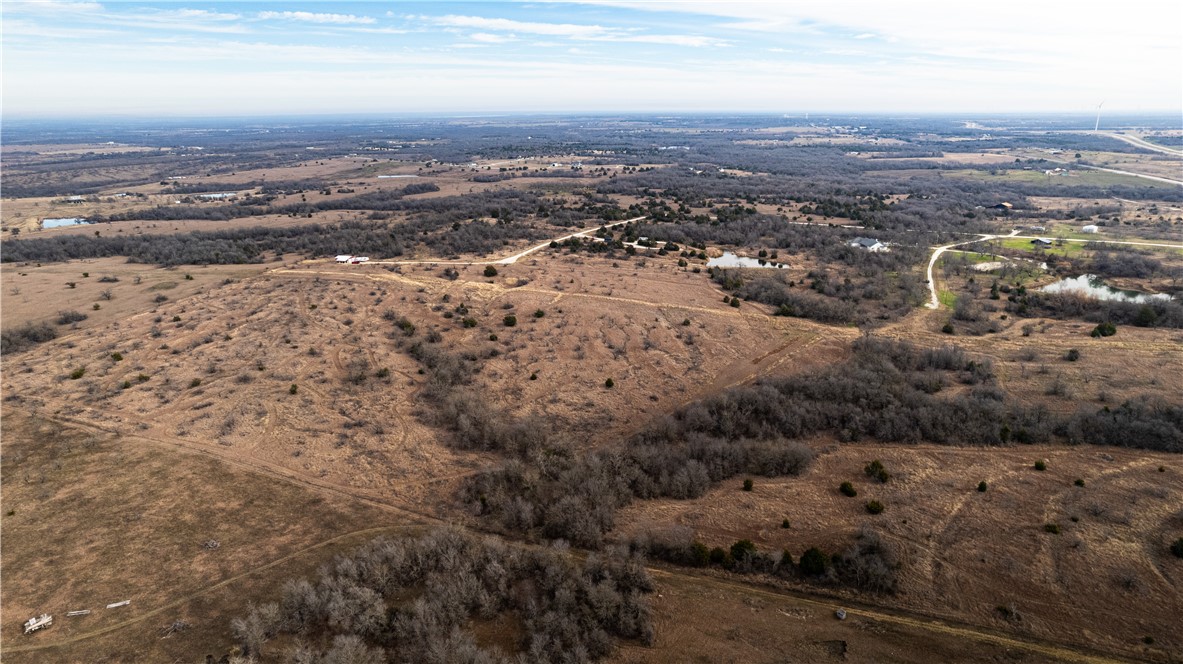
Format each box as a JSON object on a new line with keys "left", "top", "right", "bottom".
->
{"left": 849, "top": 237, "right": 887, "bottom": 252}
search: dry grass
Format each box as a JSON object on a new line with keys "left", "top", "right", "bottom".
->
{"left": 616, "top": 441, "right": 1183, "bottom": 660}
{"left": 0, "top": 411, "right": 400, "bottom": 663}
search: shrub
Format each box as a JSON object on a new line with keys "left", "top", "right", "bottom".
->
{"left": 839, "top": 481, "right": 857, "bottom": 497}
{"left": 533, "top": 309, "right": 545, "bottom": 318}
{"left": 1064, "top": 348, "right": 1081, "bottom": 361}
{"left": 800, "top": 547, "right": 829, "bottom": 575}
{"left": 154, "top": 294, "right": 168, "bottom": 303}
{"left": 977, "top": 481, "right": 988, "bottom": 492}
{"left": 462, "top": 317, "right": 477, "bottom": 328}
{"left": 730, "top": 539, "right": 757, "bottom": 563}
{"left": 742, "top": 478, "right": 753, "bottom": 492}
{"left": 866, "top": 500, "right": 885, "bottom": 515}
{"left": 66, "top": 282, "right": 76, "bottom": 289}
{"left": 942, "top": 321, "right": 955, "bottom": 334}
{"left": 1034, "top": 460, "right": 1047, "bottom": 471}
{"left": 111, "top": 352, "right": 123, "bottom": 362}
{"left": 864, "top": 459, "right": 890, "bottom": 483}
{"left": 190, "top": 378, "right": 202, "bottom": 388}
{"left": 729, "top": 298, "right": 741, "bottom": 308}
{"left": 1074, "top": 478, "right": 1085, "bottom": 487}
{"left": 1090, "top": 321, "right": 1117, "bottom": 338}
{"left": 92, "top": 303, "right": 101, "bottom": 310}
{"left": 604, "top": 377, "right": 614, "bottom": 388}
{"left": 289, "top": 384, "right": 298, "bottom": 395}
{"left": 69, "top": 367, "right": 86, "bottom": 380}
{"left": 709, "top": 547, "right": 728, "bottom": 566}
{"left": 484, "top": 265, "right": 498, "bottom": 277}
{"left": 503, "top": 314, "right": 517, "bottom": 327}
{"left": 136, "top": 374, "right": 150, "bottom": 383}
{"left": 529, "top": 372, "right": 538, "bottom": 381}
{"left": 1044, "top": 523, "right": 1061, "bottom": 534}
{"left": 1, "top": 322, "right": 57, "bottom": 353}
{"left": 781, "top": 518, "right": 791, "bottom": 529}
{"left": 56, "top": 310, "right": 88, "bottom": 325}
{"left": 488, "top": 333, "right": 498, "bottom": 341}
{"left": 121, "top": 380, "right": 131, "bottom": 390}
{"left": 1171, "top": 537, "right": 1183, "bottom": 558}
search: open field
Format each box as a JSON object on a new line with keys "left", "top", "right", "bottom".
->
{"left": 0, "top": 410, "right": 403, "bottom": 664}
{"left": 4, "top": 114, "right": 1183, "bottom": 663}
{"left": 616, "top": 441, "right": 1183, "bottom": 660}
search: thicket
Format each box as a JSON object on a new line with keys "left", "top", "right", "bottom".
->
{"left": 228, "top": 528, "right": 653, "bottom": 662}
{"left": 1006, "top": 291, "right": 1183, "bottom": 329}
{"left": 0, "top": 322, "right": 57, "bottom": 354}
{"left": 626, "top": 525, "right": 898, "bottom": 594}
{"left": 1063, "top": 398, "right": 1183, "bottom": 452}
{"left": 639, "top": 337, "right": 1044, "bottom": 446}
{"left": 3, "top": 210, "right": 553, "bottom": 265}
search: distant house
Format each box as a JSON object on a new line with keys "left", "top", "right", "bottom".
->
{"left": 1030, "top": 238, "right": 1053, "bottom": 248}
{"left": 1081, "top": 225, "right": 1099, "bottom": 233}
{"left": 990, "top": 202, "right": 1014, "bottom": 211}
{"left": 335, "top": 255, "right": 353, "bottom": 263}
{"left": 849, "top": 237, "right": 887, "bottom": 252}
{"left": 350, "top": 256, "right": 370, "bottom": 264}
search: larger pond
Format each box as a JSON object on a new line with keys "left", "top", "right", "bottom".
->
{"left": 1040, "top": 274, "right": 1172, "bottom": 303}
{"left": 706, "top": 252, "right": 787, "bottom": 269}
{"left": 377, "top": 174, "right": 420, "bottom": 179}
{"left": 42, "top": 217, "right": 91, "bottom": 229}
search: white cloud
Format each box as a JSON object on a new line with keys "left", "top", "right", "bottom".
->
{"left": 4, "top": 0, "right": 103, "bottom": 13}
{"left": 257, "top": 11, "right": 376, "bottom": 25}
{"left": 422, "top": 14, "right": 725, "bottom": 47}
{"left": 471, "top": 32, "right": 517, "bottom": 43}
{"left": 428, "top": 15, "right": 611, "bottom": 38}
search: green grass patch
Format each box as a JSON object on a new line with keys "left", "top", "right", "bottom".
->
{"left": 1000, "top": 238, "right": 1087, "bottom": 257}
{"left": 938, "top": 290, "right": 957, "bottom": 307}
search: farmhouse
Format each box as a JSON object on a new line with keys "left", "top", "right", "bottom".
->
{"left": 1030, "top": 238, "right": 1054, "bottom": 248}
{"left": 849, "top": 237, "right": 887, "bottom": 252}
{"left": 990, "top": 202, "right": 1013, "bottom": 211}
{"left": 335, "top": 255, "right": 353, "bottom": 263}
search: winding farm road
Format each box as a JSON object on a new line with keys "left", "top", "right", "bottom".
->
{"left": 367, "top": 216, "right": 646, "bottom": 267}
{"left": 924, "top": 230, "right": 1018, "bottom": 309}
{"left": 925, "top": 231, "right": 1183, "bottom": 310}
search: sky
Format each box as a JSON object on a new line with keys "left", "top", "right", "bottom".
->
{"left": 2, "top": 0, "right": 1181, "bottom": 117}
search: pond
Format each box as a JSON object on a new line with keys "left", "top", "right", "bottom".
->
{"left": 706, "top": 252, "right": 788, "bottom": 269}
{"left": 377, "top": 174, "right": 420, "bottom": 179}
{"left": 42, "top": 217, "right": 91, "bottom": 229}
{"left": 1040, "top": 274, "right": 1172, "bottom": 303}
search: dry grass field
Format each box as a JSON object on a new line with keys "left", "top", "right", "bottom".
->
{"left": 4, "top": 126, "right": 1182, "bottom": 662}
{"left": 5, "top": 242, "right": 1180, "bottom": 661}
{"left": 616, "top": 441, "right": 1183, "bottom": 660}
{"left": 0, "top": 410, "right": 405, "bottom": 664}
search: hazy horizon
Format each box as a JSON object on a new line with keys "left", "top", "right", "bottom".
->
{"left": 3, "top": 1, "right": 1181, "bottom": 118}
